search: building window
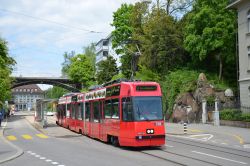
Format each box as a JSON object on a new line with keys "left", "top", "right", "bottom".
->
{"left": 248, "top": 10, "right": 250, "bottom": 33}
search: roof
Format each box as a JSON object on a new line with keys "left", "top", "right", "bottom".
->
{"left": 227, "top": 0, "right": 246, "bottom": 9}
{"left": 12, "top": 84, "right": 43, "bottom": 93}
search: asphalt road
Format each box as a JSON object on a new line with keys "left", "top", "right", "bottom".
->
{"left": 2, "top": 112, "right": 250, "bottom": 166}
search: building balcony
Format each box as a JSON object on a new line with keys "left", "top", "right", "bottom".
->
{"left": 95, "top": 46, "right": 109, "bottom": 54}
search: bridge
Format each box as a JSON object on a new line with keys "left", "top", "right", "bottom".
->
{"left": 12, "top": 77, "right": 82, "bottom": 92}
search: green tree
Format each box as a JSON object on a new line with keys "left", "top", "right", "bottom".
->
{"left": 111, "top": 3, "right": 134, "bottom": 53}
{"left": 0, "top": 37, "right": 15, "bottom": 104}
{"left": 83, "top": 43, "right": 96, "bottom": 73}
{"left": 68, "top": 54, "right": 95, "bottom": 88}
{"left": 184, "top": 0, "right": 237, "bottom": 80}
{"left": 45, "top": 86, "right": 69, "bottom": 99}
{"left": 61, "top": 51, "right": 75, "bottom": 77}
{"left": 139, "top": 7, "right": 184, "bottom": 74}
{"left": 96, "top": 56, "right": 118, "bottom": 84}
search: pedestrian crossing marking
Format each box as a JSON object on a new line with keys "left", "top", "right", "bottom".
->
{"left": 22, "top": 134, "right": 33, "bottom": 140}
{"left": 7, "top": 135, "right": 17, "bottom": 141}
{"left": 36, "top": 134, "right": 48, "bottom": 139}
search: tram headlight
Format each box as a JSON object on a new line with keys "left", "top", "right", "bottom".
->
{"left": 146, "top": 129, "right": 154, "bottom": 134}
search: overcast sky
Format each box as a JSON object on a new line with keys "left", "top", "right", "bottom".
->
{"left": 0, "top": 0, "right": 138, "bottom": 81}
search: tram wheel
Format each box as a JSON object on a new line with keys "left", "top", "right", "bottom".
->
{"left": 111, "top": 136, "right": 119, "bottom": 147}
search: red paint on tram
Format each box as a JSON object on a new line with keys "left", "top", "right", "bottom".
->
{"left": 56, "top": 80, "right": 166, "bottom": 147}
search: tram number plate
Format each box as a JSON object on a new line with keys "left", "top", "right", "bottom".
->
{"left": 154, "top": 122, "right": 162, "bottom": 126}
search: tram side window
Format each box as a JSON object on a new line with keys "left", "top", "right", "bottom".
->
{"left": 74, "top": 104, "right": 78, "bottom": 119}
{"left": 78, "top": 103, "right": 82, "bottom": 120}
{"left": 93, "top": 101, "right": 100, "bottom": 122}
{"left": 122, "top": 97, "right": 133, "bottom": 121}
{"left": 104, "top": 100, "right": 112, "bottom": 118}
{"left": 66, "top": 104, "right": 70, "bottom": 117}
{"left": 71, "top": 104, "right": 75, "bottom": 119}
{"left": 111, "top": 99, "right": 119, "bottom": 119}
{"left": 85, "top": 102, "right": 90, "bottom": 121}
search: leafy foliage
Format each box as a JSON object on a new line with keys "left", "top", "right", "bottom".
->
{"left": 184, "top": 0, "right": 237, "bottom": 80}
{"left": 83, "top": 43, "right": 96, "bottom": 73}
{"left": 67, "top": 54, "right": 95, "bottom": 88}
{"left": 61, "top": 51, "right": 75, "bottom": 77}
{"left": 111, "top": 3, "right": 134, "bottom": 53}
{"left": 220, "top": 109, "right": 250, "bottom": 122}
{"left": 135, "top": 65, "right": 160, "bottom": 82}
{"left": 0, "top": 37, "right": 15, "bottom": 105}
{"left": 45, "top": 86, "right": 69, "bottom": 99}
{"left": 96, "top": 56, "right": 119, "bottom": 84}
{"left": 139, "top": 8, "right": 184, "bottom": 74}
{"left": 161, "top": 69, "right": 200, "bottom": 114}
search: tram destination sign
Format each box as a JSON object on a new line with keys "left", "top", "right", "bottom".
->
{"left": 136, "top": 85, "right": 157, "bottom": 91}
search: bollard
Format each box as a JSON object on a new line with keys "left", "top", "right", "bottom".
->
{"left": 202, "top": 99, "right": 207, "bottom": 124}
{"left": 183, "top": 123, "right": 187, "bottom": 134}
{"left": 214, "top": 97, "right": 220, "bottom": 126}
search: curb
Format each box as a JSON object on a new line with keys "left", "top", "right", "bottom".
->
{"left": 0, "top": 119, "right": 24, "bottom": 164}
{"left": 24, "top": 116, "right": 48, "bottom": 135}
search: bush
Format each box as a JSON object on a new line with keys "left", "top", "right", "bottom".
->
{"left": 241, "top": 113, "right": 250, "bottom": 122}
{"left": 220, "top": 109, "right": 250, "bottom": 122}
{"left": 161, "top": 69, "right": 200, "bottom": 116}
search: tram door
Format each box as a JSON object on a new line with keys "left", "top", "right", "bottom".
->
{"left": 84, "top": 102, "right": 91, "bottom": 135}
{"left": 90, "top": 101, "right": 101, "bottom": 138}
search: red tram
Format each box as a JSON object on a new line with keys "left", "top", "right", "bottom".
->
{"left": 56, "top": 80, "right": 165, "bottom": 147}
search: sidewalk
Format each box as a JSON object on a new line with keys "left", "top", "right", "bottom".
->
{"left": 166, "top": 122, "right": 250, "bottom": 147}
{"left": 0, "top": 120, "right": 23, "bottom": 164}
{"left": 24, "top": 112, "right": 79, "bottom": 138}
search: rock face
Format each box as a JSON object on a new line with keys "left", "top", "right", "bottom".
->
{"left": 172, "top": 92, "right": 199, "bottom": 123}
{"left": 171, "top": 73, "right": 236, "bottom": 123}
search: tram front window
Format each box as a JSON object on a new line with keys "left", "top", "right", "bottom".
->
{"left": 133, "top": 96, "right": 163, "bottom": 121}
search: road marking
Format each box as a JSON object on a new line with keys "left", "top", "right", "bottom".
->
{"left": 36, "top": 133, "right": 48, "bottom": 139}
{"left": 233, "top": 134, "right": 244, "bottom": 144}
{"left": 165, "top": 145, "right": 174, "bottom": 148}
{"left": 188, "top": 129, "right": 204, "bottom": 133}
{"left": 243, "top": 144, "right": 250, "bottom": 149}
{"left": 27, "top": 151, "right": 65, "bottom": 166}
{"left": 188, "top": 134, "right": 214, "bottom": 141}
{"left": 22, "top": 134, "right": 33, "bottom": 140}
{"left": 192, "top": 150, "right": 247, "bottom": 165}
{"left": 6, "top": 135, "right": 17, "bottom": 141}
{"left": 221, "top": 143, "right": 228, "bottom": 145}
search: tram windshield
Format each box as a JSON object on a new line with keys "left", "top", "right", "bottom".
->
{"left": 132, "top": 96, "right": 163, "bottom": 121}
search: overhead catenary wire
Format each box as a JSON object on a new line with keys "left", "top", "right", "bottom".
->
{"left": 0, "top": 8, "right": 102, "bottom": 33}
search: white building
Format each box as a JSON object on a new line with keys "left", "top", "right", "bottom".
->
{"left": 12, "top": 84, "right": 44, "bottom": 111}
{"left": 228, "top": 0, "right": 250, "bottom": 112}
{"left": 95, "top": 34, "right": 121, "bottom": 70}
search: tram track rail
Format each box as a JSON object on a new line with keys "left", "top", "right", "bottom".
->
{"left": 140, "top": 148, "right": 223, "bottom": 166}
{"left": 166, "top": 137, "right": 250, "bottom": 159}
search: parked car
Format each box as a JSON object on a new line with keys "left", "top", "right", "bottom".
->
{"left": 46, "top": 111, "right": 54, "bottom": 116}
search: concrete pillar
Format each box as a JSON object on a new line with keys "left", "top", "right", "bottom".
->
{"left": 202, "top": 99, "right": 207, "bottom": 124}
{"left": 214, "top": 97, "right": 220, "bottom": 126}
